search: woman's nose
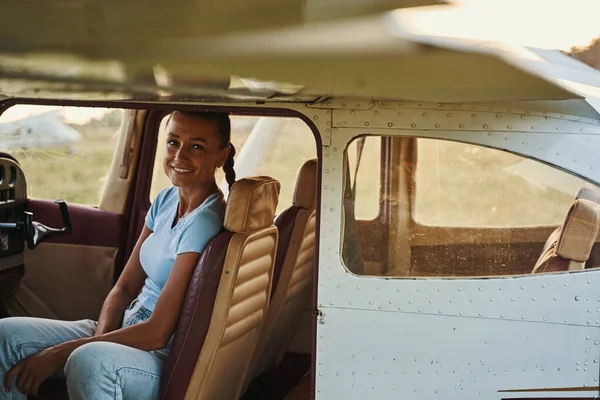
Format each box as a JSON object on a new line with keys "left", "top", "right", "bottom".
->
{"left": 174, "top": 146, "right": 189, "bottom": 160}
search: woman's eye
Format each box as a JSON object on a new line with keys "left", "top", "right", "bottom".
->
{"left": 192, "top": 144, "right": 204, "bottom": 150}
{"left": 167, "top": 140, "right": 178, "bottom": 146}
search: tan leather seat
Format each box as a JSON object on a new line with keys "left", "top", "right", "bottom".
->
{"left": 534, "top": 183, "right": 600, "bottom": 272}
{"left": 532, "top": 198, "right": 600, "bottom": 273}
{"left": 245, "top": 160, "right": 317, "bottom": 386}
{"left": 576, "top": 182, "right": 600, "bottom": 203}
{"left": 161, "top": 176, "right": 280, "bottom": 400}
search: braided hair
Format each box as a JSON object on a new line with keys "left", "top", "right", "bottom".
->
{"left": 169, "top": 111, "right": 236, "bottom": 189}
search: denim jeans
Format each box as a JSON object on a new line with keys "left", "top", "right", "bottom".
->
{"left": 0, "top": 299, "right": 170, "bottom": 400}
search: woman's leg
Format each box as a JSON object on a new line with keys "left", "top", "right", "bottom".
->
{"left": 0, "top": 316, "right": 97, "bottom": 400}
{"left": 64, "top": 341, "right": 164, "bottom": 400}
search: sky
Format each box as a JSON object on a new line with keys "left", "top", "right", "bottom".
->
{"left": 0, "top": 105, "right": 108, "bottom": 123}
{"left": 395, "top": 0, "right": 600, "bottom": 51}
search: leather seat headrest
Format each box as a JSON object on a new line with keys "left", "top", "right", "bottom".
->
{"left": 292, "top": 159, "right": 317, "bottom": 210}
{"left": 556, "top": 198, "right": 600, "bottom": 262}
{"left": 576, "top": 183, "right": 600, "bottom": 203}
{"left": 225, "top": 176, "right": 281, "bottom": 234}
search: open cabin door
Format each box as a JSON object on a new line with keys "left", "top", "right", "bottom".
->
{"left": 0, "top": 106, "right": 147, "bottom": 322}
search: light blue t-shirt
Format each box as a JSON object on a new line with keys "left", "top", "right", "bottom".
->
{"left": 137, "top": 186, "right": 226, "bottom": 312}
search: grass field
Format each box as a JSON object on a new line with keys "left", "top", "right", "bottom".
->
{"left": 8, "top": 126, "right": 117, "bottom": 205}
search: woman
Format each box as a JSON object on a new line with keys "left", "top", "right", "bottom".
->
{"left": 0, "top": 110, "right": 236, "bottom": 399}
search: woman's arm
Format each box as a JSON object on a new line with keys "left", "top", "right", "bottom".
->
{"left": 70, "top": 250, "right": 200, "bottom": 351}
{"left": 94, "top": 226, "right": 151, "bottom": 336}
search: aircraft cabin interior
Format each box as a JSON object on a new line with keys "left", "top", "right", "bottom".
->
{"left": 1, "top": 101, "right": 600, "bottom": 400}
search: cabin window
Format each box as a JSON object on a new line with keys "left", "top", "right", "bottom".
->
{"left": 413, "top": 138, "right": 583, "bottom": 227}
{"left": 0, "top": 105, "right": 123, "bottom": 205}
{"left": 342, "top": 135, "right": 600, "bottom": 278}
{"left": 150, "top": 115, "right": 316, "bottom": 214}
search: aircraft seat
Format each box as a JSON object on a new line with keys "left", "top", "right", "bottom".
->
{"left": 31, "top": 176, "right": 281, "bottom": 400}
{"left": 245, "top": 159, "right": 317, "bottom": 385}
{"left": 161, "top": 176, "right": 280, "bottom": 400}
{"left": 576, "top": 182, "right": 600, "bottom": 203}
{"left": 536, "top": 183, "right": 600, "bottom": 270}
{"left": 532, "top": 198, "right": 600, "bottom": 273}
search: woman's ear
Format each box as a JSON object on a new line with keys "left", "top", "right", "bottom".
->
{"left": 217, "top": 145, "right": 231, "bottom": 168}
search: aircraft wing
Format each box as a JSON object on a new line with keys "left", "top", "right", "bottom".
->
{"left": 1, "top": 5, "right": 600, "bottom": 116}
{"left": 140, "top": 16, "right": 583, "bottom": 103}
{"left": 0, "top": 0, "right": 446, "bottom": 55}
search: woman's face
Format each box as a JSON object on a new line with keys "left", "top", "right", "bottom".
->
{"left": 163, "top": 113, "right": 229, "bottom": 189}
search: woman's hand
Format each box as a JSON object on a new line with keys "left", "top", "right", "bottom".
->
{"left": 4, "top": 342, "right": 74, "bottom": 396}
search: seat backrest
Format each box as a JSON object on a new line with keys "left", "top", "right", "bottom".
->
{"left": 246, "top": 159, "right": 318, "bottom": 383}
{"left": 532, "top": 198, "right": 600, "bottom": 273}
{"left": 576, "top": 182, "right": 600, "bottom": 203}
{"left": 537, "top": 183, "right": 600, "bottom": 268}
{"left": 161, "top": 176, "right": 281, "bottom": 400}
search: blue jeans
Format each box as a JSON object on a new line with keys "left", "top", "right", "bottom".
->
{"left": 0, "top": 299, "right": 170, "bottom": 400}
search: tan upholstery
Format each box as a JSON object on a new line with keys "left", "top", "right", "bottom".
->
{"left": 183, "top": 229, "right": 279, "bottom": 400}
{"left": 556, "top": 199, "right": 600, "bottom": 262}
{"left": 576, "top": 182, "right": 600, "bottom": 203}
{"left": 292, "top": 159, "right": 318, "bottom": 210}
{"left": 160, "top": 176, "right": 281, "bottom": 400}
{"left": 533, "top": 198, "right": 600, "bottom": 273}
{"left": 245, "top": 160, "right": 318, "bottom": 386}
{"left": 225, "top": 176, "right": 281, "bottom": 234}
{"left": 534, "top": 183, "right": 600, "bottom": 273}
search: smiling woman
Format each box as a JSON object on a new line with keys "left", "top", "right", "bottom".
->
{"left": 0, "top": 110, "right": 232, "bottom": 400}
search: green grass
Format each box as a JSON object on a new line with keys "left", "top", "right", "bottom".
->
{"left": 413, "top": 138, "right": 581, "bottom": 227}
{"left": 10, "top": 126, "right": 118, "bottom": 205}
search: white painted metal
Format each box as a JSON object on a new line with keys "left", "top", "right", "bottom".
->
{"left": 317, "top": 309, "right": 600, "bottom": 398}
{"left": 312, "top": 100, "right": 600, "bottom": 399}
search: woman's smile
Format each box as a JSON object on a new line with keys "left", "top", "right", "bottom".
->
{"left": 171, "top": 165, "right": 194, "bottom": 174}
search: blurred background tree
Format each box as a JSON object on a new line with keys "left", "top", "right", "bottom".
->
{"left": 570, "top": 36, "right": 600, "bottom": 70}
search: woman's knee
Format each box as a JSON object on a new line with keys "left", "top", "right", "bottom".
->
{"left": 65, "top": 342, "right": 162, "bottom": 400}
{"left": 0, "top": 317, "right": 29, "bottom": 344}
{"left": 65, "top": 342, "right": 113, "bottom": 378}
{"left": 65, "top": 342, "right": 118, "bottom": 399}
{"left": 0, "top": 318, "right": 35, "bottom": 369}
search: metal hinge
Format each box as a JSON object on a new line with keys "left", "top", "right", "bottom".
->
{"left": 313, "top": 308, "right": 326, "bottom": 324}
